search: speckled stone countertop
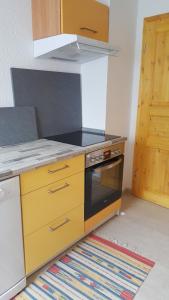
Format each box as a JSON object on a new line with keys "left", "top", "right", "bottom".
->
{"left": 0, "top": 139, "right": 84, "bottom": 180}
{"left": 0, "top": 137, "right": 126, "bottom": 181}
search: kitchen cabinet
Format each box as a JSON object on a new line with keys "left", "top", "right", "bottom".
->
{"left": 21, "top": 172, "right": 84, "bottom": 236}
{"left": 32, "top": 0, "right": 109, "bottom": 42}
{"left": 20, "top": 155, "right": 85, "bottom": 275}
{"left": 20, "top": 155, "right": 84, "bottom": 195}
{"left": 24, "top": 205, "right": 84, "bottom": 275}
{"left": 0, "top": 177, "right": 26, "bottom": 299}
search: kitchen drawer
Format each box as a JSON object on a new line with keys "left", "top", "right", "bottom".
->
{"left": 22, "top": 172, "right": 84, "bottom": 236}
{"left": 20, "top": 155, "right": 84, "bottom": 195}
{"left": 61, "top": 0, "right": 109, "bottom": 42}
{"left": 24, "top": 205, "right": 84, "bottom": 275}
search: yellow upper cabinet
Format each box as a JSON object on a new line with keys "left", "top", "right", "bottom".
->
{"left": 32, "top": 0, "right": 109, "bottom": 42}
{"left": 61, "top": 0, "right": 109, "bottom": 42}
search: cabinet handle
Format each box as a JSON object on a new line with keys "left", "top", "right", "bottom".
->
{"left": 48, "top": 183, "right": 69, "bottom": 194}
{"left": 49, "top": 218, "right": 70, "bottom": 232}
{"left": 80, "top": 27, "right": 98, "bottom": 34}
{"left": 48, "top": 165, "right": 69, "bottom": 174}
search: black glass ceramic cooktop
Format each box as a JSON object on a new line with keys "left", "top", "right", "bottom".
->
{"left": 46, "top": 130, "right": 120, "bottom": 147}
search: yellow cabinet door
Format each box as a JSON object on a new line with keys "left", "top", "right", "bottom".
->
{"left": 24, "top": 205, "right": 84, "bottom": 275}
{"left": 133, "top": 13, "right": 169, "bottom": 208}
{"left": 61, "top": 0, "right": 109, "bottom": 42}
{"left": 32, "top": 0, "right": 109, "bottom": 42}
{"left": 20, "top": 155, "right": 84, "bottom": 195}
{"left": 22, "top": 172, "right": 84, "bottom": 236}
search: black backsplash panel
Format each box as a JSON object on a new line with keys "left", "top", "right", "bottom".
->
{"left": 11, "top": 68, "right": 82, "bottom": 137}
{"left": 0, "top": 106, "right": 38, "bottom": 146}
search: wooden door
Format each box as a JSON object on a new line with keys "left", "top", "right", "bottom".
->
{"left": 133, "top": 13, "right": 169, "bottom": 208}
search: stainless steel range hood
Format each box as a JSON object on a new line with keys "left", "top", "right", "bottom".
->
{"left": 34, "top": 34, "right": 120, "bottom": 64}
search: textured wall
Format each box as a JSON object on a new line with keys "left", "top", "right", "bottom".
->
{"left": 0, "top": 0, "right": 80, "bottom": 107}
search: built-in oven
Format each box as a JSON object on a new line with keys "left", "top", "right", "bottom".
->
{"left": 85, "top": 145, "right": 124, "bottom": 220}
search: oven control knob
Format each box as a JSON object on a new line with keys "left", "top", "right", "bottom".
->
{"left": 91, "top": 157, "right": 96, "bottom": 162}
{"left": 111, "top": 151, "right": 115, "bottom": 156}
{"left": 100, "top": 155, "right": 104, "bottom": 160}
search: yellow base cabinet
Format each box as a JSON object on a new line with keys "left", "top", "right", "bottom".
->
{"left": 24, "top": 205, "right": 84, "bottom": 275}
{"left": 32, "top": 0, "right": 109, "bottom": 42}
{"left": 22, "top": 171, "right": 84, "bottom": 236}
{"left": 20, "top": 153, "right": 122, "bottom": 276}
{"left": 20, "top": 155, "right": 85, "bottom": 275}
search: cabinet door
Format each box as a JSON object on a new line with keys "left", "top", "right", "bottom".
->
{"left": 61, "top": 0, "right": 109, "bottom": 42}
{"left": 25, "top": 205, "right": 84, "bottom": 275}
{"left": 22, "top": 172, "right": 84, "bottom": 236}
{"left": 0, "top": 177, "right": 25, "bottom": 296}
{"left": 32, "top": 0, "right": 61, "bottom": 40}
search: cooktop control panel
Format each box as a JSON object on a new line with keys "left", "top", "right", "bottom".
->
{"left": 86, "top": 144, "right": 123, "bottom": 168}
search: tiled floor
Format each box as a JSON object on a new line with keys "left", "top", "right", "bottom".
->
{"left": 96, "top": 192, "right": 169, "bottom": 300}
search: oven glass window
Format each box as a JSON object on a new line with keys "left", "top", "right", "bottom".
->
{"left": 92, "top": 156, "right": 123, "bottom": 204}
{"left": 85, "top": 155, "right": 124, "bottom": 219}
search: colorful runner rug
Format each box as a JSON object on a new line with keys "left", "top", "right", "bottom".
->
{"left": 15, "top": 234, "right": 155, "bottom": 300}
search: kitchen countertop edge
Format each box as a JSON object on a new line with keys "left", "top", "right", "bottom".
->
{"left": 0, "top": 137, "right": 127, "bottom": 181}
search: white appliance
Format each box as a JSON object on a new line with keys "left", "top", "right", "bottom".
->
{"left": 34, "top": 34, "right": 120, "bottom": 63}
{"left": 0, "top": 177, "right": 26, "bottom": 300}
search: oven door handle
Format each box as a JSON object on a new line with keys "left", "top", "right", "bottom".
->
{"left": 94, "top": 158, "right": 122, "bottom": 173}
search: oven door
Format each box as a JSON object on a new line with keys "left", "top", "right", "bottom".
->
{"left": 85, "top": 155, "right": 124, "bottom": 220}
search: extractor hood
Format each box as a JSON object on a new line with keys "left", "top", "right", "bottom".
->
{"left": 34, "top": 34, "right": 120, "bottom": 64}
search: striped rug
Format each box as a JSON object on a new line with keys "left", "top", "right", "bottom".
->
{"left": 15, "top": 235, "right": 155, "bottom": 300}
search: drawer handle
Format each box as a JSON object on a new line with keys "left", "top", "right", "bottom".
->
{"left": 48, "top": 165, "right": 69, "bottom": 174}
{"left": 80, "top": 27, "right": 98, "bottom": 34}
{"left": 49, "top": 218, "right": 70, "bottom": 232}
{"left": 48, "top": 183, "right": 69, "bottom": 194}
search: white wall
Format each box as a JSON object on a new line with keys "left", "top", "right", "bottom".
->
{"left": 127, "top": 0, "right": 169, "bottom": 188}
{"left": 106, "top": 0, "right": 138, "bottom": 135}
{"left": 81, "top": 57, "right": 108, "bottom": 130}
{"left": 81, "top": 0, "right": 110, "bottom": 130}
{"left": 0, "top": 0, "right": 80, "bottom": 107}
{"left": 105, "top": 0, "right": 138, "bottom": 189}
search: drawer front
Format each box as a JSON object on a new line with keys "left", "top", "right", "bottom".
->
{"left": 22, "top": 172, "right": 84, "bottom": 236}
{"left": 61, "top": 0, "right": 109, "bottom": 42}
{"left": 24, "top": 205, "right": 84, "bottom": 275}
{"left": 20, "top": 155, "right": 84, "bottom": 195}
